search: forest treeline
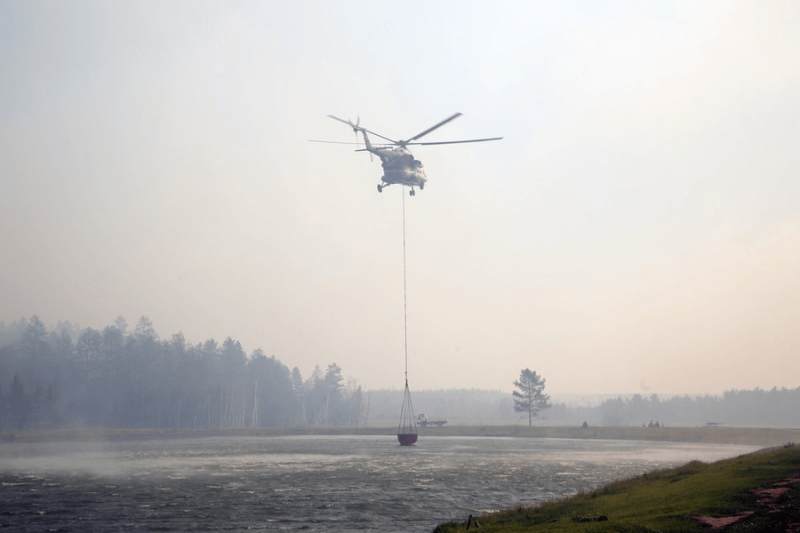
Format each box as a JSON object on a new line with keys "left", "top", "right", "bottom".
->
{"left": 0, "top": 316, "right": 366, "bottom": 430}
{"left": 364, "top": 388, "right": 800, "bottom": 428}
{"left": 1, "top": 316, "right": 798, "bottom": 430}
{"left": 574, "top": 388, "right": 800, "bottom": 428}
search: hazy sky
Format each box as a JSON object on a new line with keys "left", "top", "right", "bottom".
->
{"left": 1, "top": 1, "right": 798, "bottom": 395}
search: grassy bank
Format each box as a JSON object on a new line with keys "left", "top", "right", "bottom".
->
{"left": 2, "top": 425, "right": 798, "bottom": 447}
{"left": 434, "top": 445, "right": 800, "bottom": 532}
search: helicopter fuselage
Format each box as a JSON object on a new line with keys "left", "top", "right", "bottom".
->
{"left": 360, "top": 131, "right": 427, "bottom": 191}
{"left": 375, "top": 146, "right": 427, "bottom": 188}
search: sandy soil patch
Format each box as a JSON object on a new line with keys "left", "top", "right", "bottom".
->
{"left": 690, "top": 511, "right": 753, "bottom": 529}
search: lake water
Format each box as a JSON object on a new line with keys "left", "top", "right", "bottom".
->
{"left": 0, "top": 435, "right": 758, "bottom": 532}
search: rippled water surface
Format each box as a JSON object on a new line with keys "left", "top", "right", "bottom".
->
{"left": 0, "top": 435, "right": 758, "bottom": 532}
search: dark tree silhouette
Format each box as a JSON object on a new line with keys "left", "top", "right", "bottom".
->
{"left": 9, "top": 374, "right": 30, "bottom": 429}
{"left": 290, "top": 367, "right": 306, "bottom": 427}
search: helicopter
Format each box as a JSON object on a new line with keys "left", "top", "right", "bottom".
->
{"left": 311, "top": 113, "right": 502, "bottom": 196}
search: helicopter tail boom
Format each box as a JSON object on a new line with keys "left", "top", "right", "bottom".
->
{"left": 358, "top": 128, "right": 374, "bottom": 152}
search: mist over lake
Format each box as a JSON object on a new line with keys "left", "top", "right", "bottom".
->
{"left": 0, "top": 435, "right": 758, "bottom": 532}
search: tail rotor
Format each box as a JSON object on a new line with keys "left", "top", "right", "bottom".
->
{"left": 351, "top": 116, "right": 374, "bottom": 162}
{"left": 327, "top": 114, "right": 382, "bottom": 162}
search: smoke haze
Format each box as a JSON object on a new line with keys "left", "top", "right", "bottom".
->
{"left": 1, "top": 1, "right": 798, "bottom": 394}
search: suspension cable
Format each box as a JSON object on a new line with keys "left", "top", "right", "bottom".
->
{"left": 402, "top": 187, "right": 408, "bottom": 384}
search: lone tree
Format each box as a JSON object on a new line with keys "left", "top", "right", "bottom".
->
{"left": 513, "top": 368, "right": 551, "bottom": 426}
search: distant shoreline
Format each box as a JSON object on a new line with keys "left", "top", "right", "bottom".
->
{"left": 2, "top": 425, "right": 797, "bottom": 447}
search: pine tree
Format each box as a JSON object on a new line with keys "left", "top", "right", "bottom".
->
{"left": 512, "top": 368, "right": 551, "bottom": 426}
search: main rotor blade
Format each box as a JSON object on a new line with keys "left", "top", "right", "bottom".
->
{"left": 406, "top": 113, "right": 463, "bottom": 143}
{"left": 411, "top": 137, "right": 504, "bottom": 146}
{"left": 354, "top": 145, "right": 393, "bottom": 151}
{"left": 308, "top": 139, "right": 364, "bottom": 145}
{"left": 327, "top": 115, "right": 397, "bottom": 143}
{"left": 360, "top": 127, "right": 397, "bottom": 144}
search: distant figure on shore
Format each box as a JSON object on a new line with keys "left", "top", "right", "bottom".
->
{"left": 581, "top": 421, "right": 588, "bottom": 429}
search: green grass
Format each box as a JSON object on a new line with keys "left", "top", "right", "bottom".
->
{"left": 434, "top": 446, "right": 800, "bottom": 532}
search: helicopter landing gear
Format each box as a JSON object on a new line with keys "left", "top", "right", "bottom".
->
{"left": 377, "top": 184, "right": 383, "bottom": 193}
{"left": 409, "top": 188, "right": 416, "bottom": 197}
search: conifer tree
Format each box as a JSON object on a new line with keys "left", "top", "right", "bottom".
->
{"left": 513, "top": 368, "right": 551, "bottom": 426}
